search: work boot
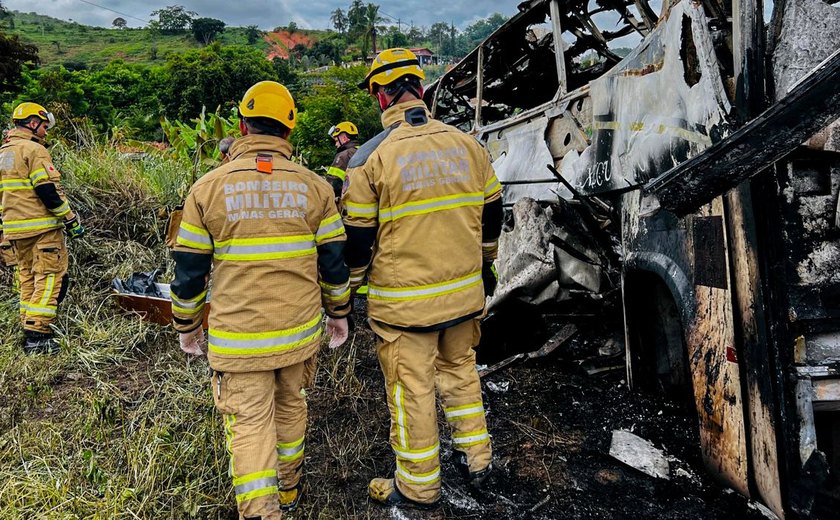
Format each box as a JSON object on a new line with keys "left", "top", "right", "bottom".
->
{"left": 368, "top": 478, "right": 438, "bottom": 510}
{"left": 279, "top": 483, "right": 302, "bottom": 512}
{"left": 455, "top": 452, "right": 493, "bottom": 490}
{"left": 23, "top": 331, "right": 60, "bottom": 356}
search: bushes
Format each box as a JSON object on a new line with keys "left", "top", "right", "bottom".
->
{"left": 0, "top": 45, "right": 385, "bottom": 171}
{"left": 292, "top": 65, "right": 380, "bottom": 168}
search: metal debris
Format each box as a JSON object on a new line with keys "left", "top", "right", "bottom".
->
{"left": 608, "top": 430, "right": 670, "bottom": 480}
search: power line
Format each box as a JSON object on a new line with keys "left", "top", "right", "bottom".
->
{"left": 75, "top": 0, "right": 149, "bottom": 25}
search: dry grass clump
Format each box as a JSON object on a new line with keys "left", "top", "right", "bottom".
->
{"left": 0, "top": 135, "right": 235, "bottom": 518}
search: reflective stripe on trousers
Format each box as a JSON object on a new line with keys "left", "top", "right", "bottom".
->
{"left": 444, "top": 402, "right": 485, "bottom": 421}
{"left": 393, "top": 442, "right": 439, "bottom": 463}
{"left": 452, "top": 428, "right": 490, "bottom": 447}
{"left": 276, "top": 436, "right": 305, "bottom": 463}
{"left": 233, "top": 470, "right": 279, "bottom": 504}
{"left": 396, "top": 460, "right": 441, "bottom": 485}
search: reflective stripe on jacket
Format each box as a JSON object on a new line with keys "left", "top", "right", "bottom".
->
{"left": 326, "top": 141, "right": 358, "bottom": 201}
{"left": 343, "top": 100, "right": 502, "bottom": 328}
{"left": 0, "top": 128, "right": 74, "bottom": 240}
{"left": 171, "top": 134, "right": 350, "bottom": 372}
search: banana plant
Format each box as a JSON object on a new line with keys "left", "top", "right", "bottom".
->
{"left": 160, "top": 106, "right": 240, "bottom": 183}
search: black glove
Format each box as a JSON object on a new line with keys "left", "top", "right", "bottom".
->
{"left": 65, "top": 216, "right": 86, "bottom": 240}
{"left": 482, "top": 261, "right": 498, "bottom": 297}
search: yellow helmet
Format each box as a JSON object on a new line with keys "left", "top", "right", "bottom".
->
{"left": 12, "top": 102, "right": 56, "bottom": 129}
{"left": 238, "top": 81, "right": 297, "bottom": 130}
{"left": 329, "top": 121, "right": 359, "bottom": 139}
{"left": 359, "top": 48, "right": 426, "bottom": 93}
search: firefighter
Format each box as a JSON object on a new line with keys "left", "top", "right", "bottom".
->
{"left": 325, "top": 121, "right": 360, "bottom": 201}
{"left": 343, "top": 48, "right": 504, "bottom": 509}
{"left": 0, "top": 103, "right": 85, "bottom": 355}
{"left": 170, "top": 81, "right": 351, "bottom": 519}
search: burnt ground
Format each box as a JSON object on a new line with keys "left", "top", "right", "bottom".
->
{"left": 291, "top": 302, "right": 781, "bottom": 520}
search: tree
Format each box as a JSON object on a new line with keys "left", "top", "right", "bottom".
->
{"left": 112, "top": 17, "right": 127, "bottom": 29}
{"left": 360, "top": 3, "right": 384, "bottom": 60}
{"left": 304, "top": 35, "right": 344, "bottom": 66}
{"left": 0, "top": 1, "right": 14, "bottom": 29}
{"left": 0, "top": 32, "right": 39, "bottom": 93}
{"left": 458, "top": 13, "right": 507, "bottom": 54}
{"left": 292, "top": 65, "right": 380, "bottom": 168}
{"left": 191, "top": 17, "right": 225, "bottom": 45}
{"left": 52, "top": 40, "right": 63, "bottom": 54}
{"left": 245, "top": 25, "right": 261, "bottom": 45}
{"left": 330, "top": 8, "right": 348, "bottom": 34}
{"left": 381, "top": 26, "right": 408, "bottom": 49}
{"left": 347, "top": 0, "right": 366, "bottom": 40}
{"left": 161, "top": 43, "right": 276, "bottom": 121}
{"left": 428, "top": 22, "right": 449, "bottom": 54}
{"left": 405, "top": 24, "right": 424, "bottom": 46}
{"left": 149, "top": 5, "right": 196, "bottom": 34}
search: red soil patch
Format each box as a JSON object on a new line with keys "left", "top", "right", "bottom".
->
{"left": 264, "top": 30, "right": 315, "bottom": 60}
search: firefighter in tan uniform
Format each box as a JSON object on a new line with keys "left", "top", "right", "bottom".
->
{"left": 344, "top": 48, "right": 504, "bottom": 509}
{"left": 170, "top": 81, "right": 351, "bottom": 520}
{"left": 0, "top": 103, "right": 85, "bottom": 355}
{"left": 325, "top": 121, "right": 359, "bottom": 200}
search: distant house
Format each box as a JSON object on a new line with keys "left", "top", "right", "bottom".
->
{"left": 409, "top": 47, "right": 437, "bottom": 66}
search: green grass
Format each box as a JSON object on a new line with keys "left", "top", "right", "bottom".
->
{"left": 0, "top": 133, "right": 391, "bottom": 518}
{"left": 0, "top": 134, "right": 230, "bottom": 517}
{"left": 3, "top": 11, "right": 270, "bottom": 67}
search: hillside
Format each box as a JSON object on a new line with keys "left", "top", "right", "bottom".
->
{"left": 2, "top": 11, "right": 326, "bottom": 67}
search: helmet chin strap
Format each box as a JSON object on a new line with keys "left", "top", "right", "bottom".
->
{"left": 378, "top": 83, "right": 423, "bottom": 112}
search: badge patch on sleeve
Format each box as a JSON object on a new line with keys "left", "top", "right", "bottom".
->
{"left": 0, "top": 152, "right": 13, "bottom": 170}
{"left": 256, "top": 154, "right": 273, "bottom": 174}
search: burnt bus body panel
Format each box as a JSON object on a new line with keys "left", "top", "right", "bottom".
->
{"left": 429, "top": 0, "right": 840, "bottom": 516}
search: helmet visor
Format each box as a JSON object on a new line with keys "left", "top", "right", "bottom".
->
{"left": 37, "top": 110, "right": 56, "bottom": 130}
{"left": 328, "top": 125, "right": 338, "bottom": 138}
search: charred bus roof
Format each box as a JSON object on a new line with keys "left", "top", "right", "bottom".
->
{"left": 426, "top": 0, "right": 664, "bottom": 131}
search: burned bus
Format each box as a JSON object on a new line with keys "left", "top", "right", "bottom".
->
{"left": 425, "top": 0, "right": 840, "bottom": 517}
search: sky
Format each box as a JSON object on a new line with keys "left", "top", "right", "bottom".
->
{"left": 4, "top": 0, "right": 522, "bottom": 30}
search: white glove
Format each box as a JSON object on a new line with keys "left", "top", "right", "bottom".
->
{"left": 179, "top": 328, "right": 207, "bottom": 357}
{"left": 325, "top": 317, "right": 349, "bottom": 349}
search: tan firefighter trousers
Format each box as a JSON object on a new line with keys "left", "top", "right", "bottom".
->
{"left": 212, "top": 357, "right": 315, "bottom": 519}
{"left": 10, "top": 229, "right": 69, "bottom": 334}
{"left": 370, "top": 318, "right": 492, "bottom": 504}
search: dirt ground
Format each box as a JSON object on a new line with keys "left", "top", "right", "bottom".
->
{"left": 286, "top": 303, "right": 781, "bottom": 520}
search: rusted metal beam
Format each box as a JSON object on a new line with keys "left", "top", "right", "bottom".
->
{"left": 549, "top": 0, "right": 568, "bottom": 95}
{"left": 475, "top": 44, "right": 485, "bottom": 130}
{"left": 645, "top": 48, "right": 840, "bottom": 216}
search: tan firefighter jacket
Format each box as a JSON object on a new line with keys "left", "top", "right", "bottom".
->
{"left": 343, "top": 99, "right": 503, "bottom": 329}
{"left": 0, "top": 128, "right": 76, "bottom": 240}
{"left": 171, "top": 134, "right": 351, "bottom": 373}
